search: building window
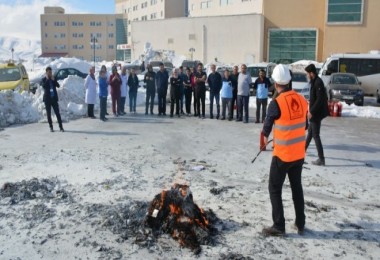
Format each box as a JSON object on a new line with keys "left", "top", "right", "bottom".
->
{"left": 90, "top": 21, "right": 95, "bottom": 26}
{"left": 268, "top": 29, "right": 317, "bottom": 64}
{"left": 220, "top": 0, "right": 233, "bottom": 5}
{"left": 151, "top": 0, "right": 157, "bottom": 5}
{"left": 109, "top": 45, "right": 114, "bottom": 49}
{"left": 133, "top": 5, "right": 138, "bottom": 11}
{"left": 96, "top": 22, "right": 102, "bottom": 26}
{"left": 72, "top": 21, "right": 77, "bottom": 26}
{"left": 108, "top": 21, "right": 114, "bottom": 26}
{"left": 150, "top": 13, "right": 157, "bottom": 19}
{"left": 168, "top": 38, "right": 174, "bottom": 44}
{"left": 44, "top": 21, "right": 48, "bottom": 26}
{"left": 201, "top": 1, "right": 212, "bottom": 9}
{"left": 189, "top": 34, "right": 196, "bottom": 40}
{"left": 327, "top": 0, "right": 363, "bottom": 23}
{"left": 141, "top": 2, "right": 148, "bottom": 8}
{"left": 141, "top": 15, "right": 148, "bottom": 21}
{"left": 109, "top": 33, "right": 114, "bottom": 38}
{"left": 45, "top": 33, "right": 48, "bottom": 38}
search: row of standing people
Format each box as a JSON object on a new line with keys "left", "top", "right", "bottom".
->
{"left": 84, "top": 62, "right": 272, "bottom": 123}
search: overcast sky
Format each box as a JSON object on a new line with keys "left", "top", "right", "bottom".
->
{"left": 0, "top": 0, "right": 115, "bottom": 40}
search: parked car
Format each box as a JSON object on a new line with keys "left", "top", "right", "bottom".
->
{"left": 327, "top": 73, "right": 364, "bottom": 106}
{"left": 29, "top": 67, "right": 88, "bottom": 93}
{"left": 247, "top": 62, "right": 276, "bottom": 96}
{"left": 291, "top": 72, "right": 310, "bottom": 100}
{"left": 149, "top": 60, "right": 173, "bottom": 71}
{"left": 181, "top": 60, "right": 201, "bottom": 70}
{"left": 0, "top": 61, "right": 30, "bottom": 92}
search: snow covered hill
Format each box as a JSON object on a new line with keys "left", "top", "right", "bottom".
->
{"left": 0, "top": 36, "right": 41, "bottom": 63}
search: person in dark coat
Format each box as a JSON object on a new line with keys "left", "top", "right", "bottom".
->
{"left": 155, "top": 63, "right": 169, "bottom": 116}
{"left": 41, "top": 66, "right": 64, "bottom": 132}
{"left": 144, "top": 64, "right": 156, "bottom": 115}
{"left": 183, "top": 67, "right": 193, "bottom": 115}
{"left": 229, "top": 65, "right": 239, "bottom": 120}
{"left": 207, "top": 64, "right": 222, "bottom": 119}
{"left": 254, "top": 69, "right": 271, "bottom": 123}
{"left": 305, "top": 64, "right": 329, "bottom": 166}
{"left": 169, "top": 69, "right": 181, "bottom": 117}
{"left": 178, "top": 66, "right": 186, "bottom": 114}
{"left": 194, "top": 63, "right": 207, "bottom": 119}
{"left": 127, "top": 68, "right": 140, "bottom": 113}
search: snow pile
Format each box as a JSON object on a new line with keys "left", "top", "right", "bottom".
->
{"left": 0, "top": 90, "right": 40, "bottom": 127}
{"left": 289, "top": 60, "right": 323, "bottom": 72}
{"left": 341, "top": 102, "right": 380, "bottom": 119}
{"left": 0, "top": 76, "right": 87, "bottom": 127}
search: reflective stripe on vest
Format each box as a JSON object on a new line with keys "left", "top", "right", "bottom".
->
{"left": 273, "top": 90, "right": 308, "bottom": 162}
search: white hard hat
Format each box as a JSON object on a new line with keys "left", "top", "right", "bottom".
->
{"left": 272, "top": 64, "right": 291, "bottom": 85}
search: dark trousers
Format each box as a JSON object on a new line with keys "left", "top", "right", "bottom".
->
{"left": 145, "top": 90, "right": 155, "bottom": 114}
{"left": 170, "top": 95, "right": 180, "bottom": 116}
{"left": 256, "top": 98, "right": 268, "bottom": 122}
{"left": 111, "top": 93, "right": 120, "bottom": 115}
{"left": 45, "top": 101, "right": 63, "bottom": 129}
{"left": 180, "top": 86, "right": 184, "bottom": 113}
{"left": 129, "top": 91, "right": 137, "bottom": 112}
{"left": 269, "top": 156, "right": 305, "bottom": 231}
{"left": 120, "top": 97, "right": 126, "bottom": 113}
{"left": 230, "top": 91, "right": 238, "bottom": 119}
{"left": 209, "top": 91, "right": 220, "bottom": 117}
{"left": 221, "top": 98, "right": 231, "bottom": 119}
{"left": 195, "top": 87, "right": 206, "bottom": 117}
{"left": 158, "top": 92, "right": 167, "bottom": 114}
{"left": 87, "top": 104, "right": 95, "bottom": 117}
{"left": 305, "top": 120, "right": 325, "bottom": 160}
{"left": 99, "top": 96, "right": 107, "bottom": 119}
{"left": 237, "top": 95, "right": 249, "bottom": 122}
{"left": 184, "top": 88, "right": 192, "bottom": 114}
{"left": 193, "top": 90, "right": 199, "bottom": 116}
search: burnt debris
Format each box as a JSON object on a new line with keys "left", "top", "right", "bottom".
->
{"left": 146, "top": 184, "right": 219, "bottom": 254}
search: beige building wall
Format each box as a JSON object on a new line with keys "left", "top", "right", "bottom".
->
{"left": 114, "top": 0, "right": 186, "bottom": 44}
{"left": 131, "top": 14, "right": 264, "bottom": 64}
{"left": 188, "top": 0, "right": 262, "bottom": 17}
{"left": 262, "top": 0, "right": 325, "bottom": 62}
{"left": 323, "top": 0, "right": 380, "bottom": 58}
{"left": 41, "top": 7, "right": 124, "bottom": 61}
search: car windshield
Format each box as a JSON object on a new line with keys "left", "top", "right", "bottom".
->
{"left": 247, "top": 67, "right": 266, "bottom": 77}
{"left": 332, "top": 74, "right": 357, "bottom": 85}
{"left": 0, "top": 67, "right": 21, "bottom": 82}
{"left": 292, "top": 73, "right": 307, "bottom": 82}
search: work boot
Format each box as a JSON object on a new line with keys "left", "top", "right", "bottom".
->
{"left": 312, "top": 158, "right": 325, "bottom": 166}
{"left": 59, "top": 126, "right": 64, "bottom": 132}
{"left": 50, "top": 126, "right": 54, "bottom": 133}
{"left": 262, "top": 226, "right": 285, "bottom": 237}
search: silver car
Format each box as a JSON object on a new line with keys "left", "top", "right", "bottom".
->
{"left": 291, "top": 72, "right": 310, "bottom": 100}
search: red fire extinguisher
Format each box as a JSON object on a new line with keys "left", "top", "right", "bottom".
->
{"left": 333, "top": 102, "right": 339, "bottom": 117}
{"left": 337, "top": 102, "right": 342, "bottom": 117}
{"left": 260, "top": 131, "right": 266, "bottom": 151}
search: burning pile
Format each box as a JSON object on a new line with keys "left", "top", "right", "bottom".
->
{"left": 146, "top": 184, "right": 218, "bottom": 254}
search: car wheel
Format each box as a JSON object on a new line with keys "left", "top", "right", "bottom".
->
{"left": 354, "top": 101, "right": 364, "bottom": 106}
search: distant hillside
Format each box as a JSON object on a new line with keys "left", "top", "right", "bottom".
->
{"left": 0, "top": 37, "right": 41, "bottom": 63}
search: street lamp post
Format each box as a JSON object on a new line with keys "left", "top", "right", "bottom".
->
{"left": 189, "top": 47, "right": 195, "bottom": 61}
{"left": 11, "top": 48, "right": 14, "bottom": 61}
{"left": 91, "top": 37, "right": 98, "bottom": 66}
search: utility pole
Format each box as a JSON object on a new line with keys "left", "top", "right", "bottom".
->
{"left": 189, "top": 47, "right": 195, "bottom": 61}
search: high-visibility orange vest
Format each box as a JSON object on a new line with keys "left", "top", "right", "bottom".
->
{"left": 273, "top": 90, "right": 308, "bottom": 162}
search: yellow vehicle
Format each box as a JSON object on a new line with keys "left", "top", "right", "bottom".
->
{"left": 0, "top": 61, "right": 30, "bottom": 92}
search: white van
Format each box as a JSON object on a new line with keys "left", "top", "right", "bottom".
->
{"left": 319, "top": 52, "right": 380, "bottom": 97}
{"left": 246, "top": 62, "right": 276, "bottom": 95}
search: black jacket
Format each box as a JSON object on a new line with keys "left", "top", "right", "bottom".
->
{"left": 309, "top": 76, "right": 329, "bottom": 122}
{"left": 183, "top": 74, "right": 192, "bottom": 90}
{"left": 144, "top": 70, "right": 156, "bottom": 93}
{"left": 207, "top": 72, "right": 222, "bottom": 94}
{"left": 128, "top": 74, "right": 139, "bottom": 93}
{"left": 155, "top": 70, "right": 169, "bottom": 95}
{"left": 41, "top": 76, "right": 60, "bottom": 103}
{"left": 229, "top": 73, "right": 239, "bottom": 95}
{"left": 170, "top": 77, "right": 181, "bottom": 99}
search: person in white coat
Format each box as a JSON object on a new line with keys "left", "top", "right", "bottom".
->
{"left": 84, "top": 66, "right": 97, "bottom": 119}
{"left": 120, "top": 67, "right": 128, "bottom": 115}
